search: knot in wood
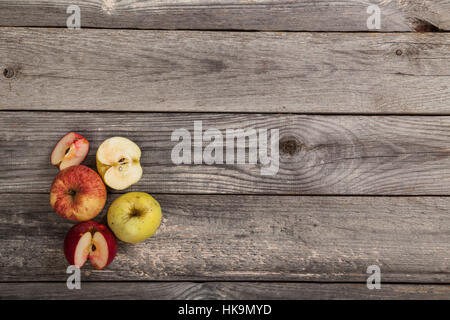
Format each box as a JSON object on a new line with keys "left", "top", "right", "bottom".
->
{"left": 3, "top": 67, "right": 15, "bottom": 79}
{"left": 279, "top": 137, "right": 301, "bottom": 155}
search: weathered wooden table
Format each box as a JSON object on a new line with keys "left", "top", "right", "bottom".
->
{"left": 1, "top": 1, "right": 450, "bottom": 300}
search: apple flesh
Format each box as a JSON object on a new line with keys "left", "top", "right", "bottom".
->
{"left": 51, "top": 132, "right": 89, "bottom": 170}
{"left": 50, "top": 165, "right": 107, "bottom": 221}
{"left": 64, "top": 221, "right": 117, "bottom": 269}
{"left": 96, "top": 137, "right": 143, "bottom": 190}
{"left": 107, "top": 192, "right": 162, "bottom": 243}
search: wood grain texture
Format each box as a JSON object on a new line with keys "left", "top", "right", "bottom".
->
{"left": 1, "top": 282, "right": 449, "bottom": 300}
{"left": 1, "top": 29, "right": 450, "bottom": 113}
{"left": 0, "top": 193, "right": 449, "bottom": 282}
{"left": 2, "top": 112, "right": 450, "bottom": 195}
{"left": 0, "top": 0, "right": 449, "bottom": 31}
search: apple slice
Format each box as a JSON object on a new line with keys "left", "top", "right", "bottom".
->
{"left": 73, "top": 232, "right": 92, "bottom": 267}
{"left": 64, "top": 221, "right": 117, "bottom": 269}
{"left": 96, "top": 137, "right": 143, "bottom": 190}
{"left": 51, "top": 132, "right": 89, "bottom": 170}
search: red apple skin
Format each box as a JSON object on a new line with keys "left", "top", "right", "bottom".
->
{"left": 64, "top": 221, "right": 117, "bottom": 269}
{"left": 50, "top": 165, "right": 107, "bottom": 221}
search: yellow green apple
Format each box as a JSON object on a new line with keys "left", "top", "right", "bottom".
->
{"left": 107, "top": 192, "right": 162, "bottom": 243}
{"left": 96, "top": 137, "right": 143, "bottom": 190}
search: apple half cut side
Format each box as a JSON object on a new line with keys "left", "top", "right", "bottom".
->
{"left": 64, "top": 221, "right": 117, "bottom": 269}
{"left": 51, "top": 132, "right": 89, "bottom": 170}
{"left": 96, "top": 137, "right": 143, "bottom": 190}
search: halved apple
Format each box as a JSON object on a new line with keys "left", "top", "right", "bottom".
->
{"left": 51, "top": 132, "right": 89, "bottom": 170}
{"left": 96, "top": 137, "right": 143, "bottom": 190}
{"left": 64, "top": 221, "right": 117, "bottom": 269}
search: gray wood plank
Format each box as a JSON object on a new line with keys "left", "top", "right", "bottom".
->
{"left": 0, "top": 194, "right": 449, "bottom": 282}
{"left": 2, "top": 112, "right": 450, "bottom": 195}
{"left": 1, "top": 282, "right": 449, "bottom": 300}
{"left": 1, "top": 29, "right": 449, "bottom": 113}
{"left": 0, "top": 1, "right": 449, "bottom": 31}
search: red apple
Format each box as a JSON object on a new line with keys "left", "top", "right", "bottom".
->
{"left": 51, "top": 132, "right": 89, "bottom": 170}
{"left": 64, "top": 221, "right": 117, "bottom": 269}
{"left": 50, "top": 165, "right": 107, "bottom": 221}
